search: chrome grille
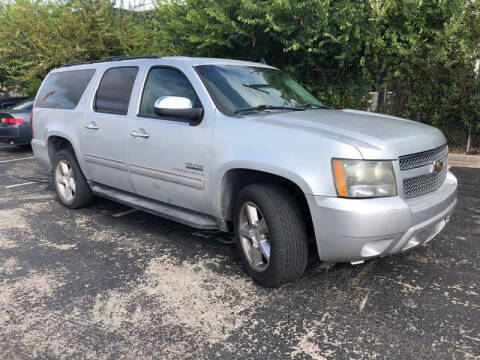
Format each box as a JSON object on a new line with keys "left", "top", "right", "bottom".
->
{"left": 399, "top": 144, "right": 448, "bottom": 170}
{"left": 403, "top": 166, "right": 447, "bottom": 199}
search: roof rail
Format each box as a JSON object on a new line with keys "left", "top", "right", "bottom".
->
{"left": 59, "top": 55, "right": 162, "bottom": 68}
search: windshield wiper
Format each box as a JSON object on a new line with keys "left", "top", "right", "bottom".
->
{"left": 234, "top": 104, "right": 305, "bottom": 114}
{"left": 242, "top": 84, "right": 271, "bottom": 94}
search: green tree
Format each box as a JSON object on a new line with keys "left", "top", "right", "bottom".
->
{"left": 0, "top": 0, "right": 478, "bottom": 138}
{"left": 0, "top": 0, "right": 169, "bottom": 94}
{"left": 152, "top": 0, "right": 479, "bottom": 132}
{"left": 366, "top": 0, "right": 480, "bottom": 132}
{"left": 152, "top": 0, "right": 375, "bottom": 108}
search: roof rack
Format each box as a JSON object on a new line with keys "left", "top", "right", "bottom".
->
{"left": 60, "top": 55, "right": 162, "bottom": 68}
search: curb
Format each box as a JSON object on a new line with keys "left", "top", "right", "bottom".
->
{"left": 449, "top": 153, "right": 480, "bottom": 169}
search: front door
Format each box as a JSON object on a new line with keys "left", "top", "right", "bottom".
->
{"left": 83, "top": 66, "right": 139, "bottom": 192}
{"left": 127, "top": 66, "right": 213, "bottom": 214}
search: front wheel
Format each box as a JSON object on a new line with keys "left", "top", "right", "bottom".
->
{"left": 234, "top": 183, "right": 308, "bottom": 287}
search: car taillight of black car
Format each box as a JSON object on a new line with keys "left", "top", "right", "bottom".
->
{"left": 0, "top": 115, "right": 25, "bottom": 124}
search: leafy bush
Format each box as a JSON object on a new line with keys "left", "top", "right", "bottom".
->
{"left": 152, "top": 0, "right": 479, "bottom": 130}
{"left": 0, "top": 0, "right": 170, "bottom": 93}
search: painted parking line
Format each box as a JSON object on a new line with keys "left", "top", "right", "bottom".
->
{"left": 0, "top": 156, "right": 35, "bottom": 163}
{"left": 4, "top": 181, "right": 37, "bottom": 189}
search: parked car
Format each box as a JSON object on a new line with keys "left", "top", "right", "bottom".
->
{"left": 31, "top": 56, "right": 457, "bottom": 287}
{"left": 0, "top": 98, "right": 34, "bottom": 146}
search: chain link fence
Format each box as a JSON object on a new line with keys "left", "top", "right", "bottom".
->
{"left": 439, "top": 123, "right": 480, "bottom": 154}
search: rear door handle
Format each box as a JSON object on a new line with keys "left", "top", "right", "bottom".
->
{"left": 85, "top": 121, "right": 99, "bottom": 130}
{"left": 130, "top": 128, "right": 150, "bottom": 138}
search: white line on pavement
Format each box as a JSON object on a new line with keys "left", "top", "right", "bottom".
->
{"left": 5, "top": 181, "right": 37, "bottom": 188}
{"left": 0, "top": 156, "right": 35, "bottom": 163}
{"left": 112, "top": 208, "right": 138, "bottom": 218}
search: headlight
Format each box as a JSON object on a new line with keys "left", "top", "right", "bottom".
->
{"left": 332, "top": 159, "right": 397, "bottom": 198}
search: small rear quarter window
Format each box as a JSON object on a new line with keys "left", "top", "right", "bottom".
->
{"left": 35, "top": 69, "right": 96, "bottom": 110}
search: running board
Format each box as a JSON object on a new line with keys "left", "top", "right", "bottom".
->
{"left": 89, "top": 183, "right": 219, "bottom": 230}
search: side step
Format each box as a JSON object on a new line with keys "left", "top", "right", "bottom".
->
{"left": 90, "top": 183, "right": 219, "bottom": 230}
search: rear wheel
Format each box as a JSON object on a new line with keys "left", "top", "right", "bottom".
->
{"left": 234, "top": 183, "right": 308, "bottom": 287}
{"left": 53, "top": 148, "right": 93, "bottom": 208}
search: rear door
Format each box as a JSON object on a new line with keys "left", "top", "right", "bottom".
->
{"left": 83, "top": 66, "right": 139, "bottom": 192}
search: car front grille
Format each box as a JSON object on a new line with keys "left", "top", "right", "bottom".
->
{"left": 399, "top": 144, "right": 448, "bottom": 170}
{"left": 399, "top": 144, "right": 448, "bottom": 199}
{"left": 403, "top": 166, "right": 448, "bottom": 199}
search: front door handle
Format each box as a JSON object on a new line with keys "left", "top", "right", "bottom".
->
{"left": 130, "top": 128, "right": 150, "bottom": 138}
{"left": 85, "top": 121, "right": 99, "bottom": 130}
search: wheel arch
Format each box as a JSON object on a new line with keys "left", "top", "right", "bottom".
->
{"left": 46, "top": 133, "right": 88, "bottom": 177}
{"left": 47, "top": 134, "right": 75, "bottom": 163}
{"left": 219, "top": 167, "right": 314, "bottom": 237}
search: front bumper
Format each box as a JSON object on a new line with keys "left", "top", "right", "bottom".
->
{"left": 307, "top": 170, "right": 457, "bottom": 262}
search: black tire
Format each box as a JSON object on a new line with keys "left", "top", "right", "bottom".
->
{"left": 53, "top": 148, "right": 93, "bottom": 208}
{"left": 234, "top": 183, "right": 308, "bottom": 287}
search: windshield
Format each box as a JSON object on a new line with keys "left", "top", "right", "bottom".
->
{"left": 8, "top": 99, "right": 34, "bottom": 111}
{"left": 195, "top": 65, "right": 325, "bottom": 115}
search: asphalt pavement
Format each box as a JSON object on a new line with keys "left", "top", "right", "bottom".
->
{"left": 0, "top": 144, "right": 479, "bottom": 359}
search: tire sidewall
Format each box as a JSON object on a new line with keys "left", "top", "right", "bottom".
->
{"left": 53, "top": 149, "right": 91, "bottom": 208}
{"left": 234, "top": 185, "right": 302, "bottom": 286}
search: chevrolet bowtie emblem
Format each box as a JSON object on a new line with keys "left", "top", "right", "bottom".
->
{"left": 433, "top": 159, "right": 444, "bottom": 174}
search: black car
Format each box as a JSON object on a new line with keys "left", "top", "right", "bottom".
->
{"left": 0, "top": 98, "right": 34, "bottom": 146}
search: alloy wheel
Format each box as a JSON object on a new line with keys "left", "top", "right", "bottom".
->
{"left": 238, "top": 201, "right": 271, "bottom": 272}
{"left": 55, "top": 160, "right": 76, "bottom": 203}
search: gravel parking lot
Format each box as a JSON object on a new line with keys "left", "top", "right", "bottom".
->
{"left": 0, "top": 144, "right": 479, "bottom": 359}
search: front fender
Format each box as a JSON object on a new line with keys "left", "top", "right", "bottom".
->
{"left": 219, "top": 161, "right": 314, "bottom": 195}
{"left": 209, "top": 112, "right": 364, "bottom": 218}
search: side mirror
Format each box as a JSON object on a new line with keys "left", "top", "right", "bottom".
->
{"left": 154, "top": 96, "right": 203, "bottom": 125}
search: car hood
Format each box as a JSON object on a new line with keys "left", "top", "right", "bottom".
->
{"left": 251, "top": 108, "right": 446, "bottom": 159}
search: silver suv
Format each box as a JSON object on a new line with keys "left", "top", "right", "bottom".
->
{"left": 31, "top": 56, "right": 457, "bottom": 287}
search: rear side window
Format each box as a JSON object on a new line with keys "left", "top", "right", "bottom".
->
{"left": 35, "top": 69, "right": 95, "bottom": 110}
{"left": 94, "top": 67, "right": 138, "bottom": 115}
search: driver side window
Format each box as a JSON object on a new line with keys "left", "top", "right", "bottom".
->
{"left": 139, "top": 67, "right": 200, "bottom": 117}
